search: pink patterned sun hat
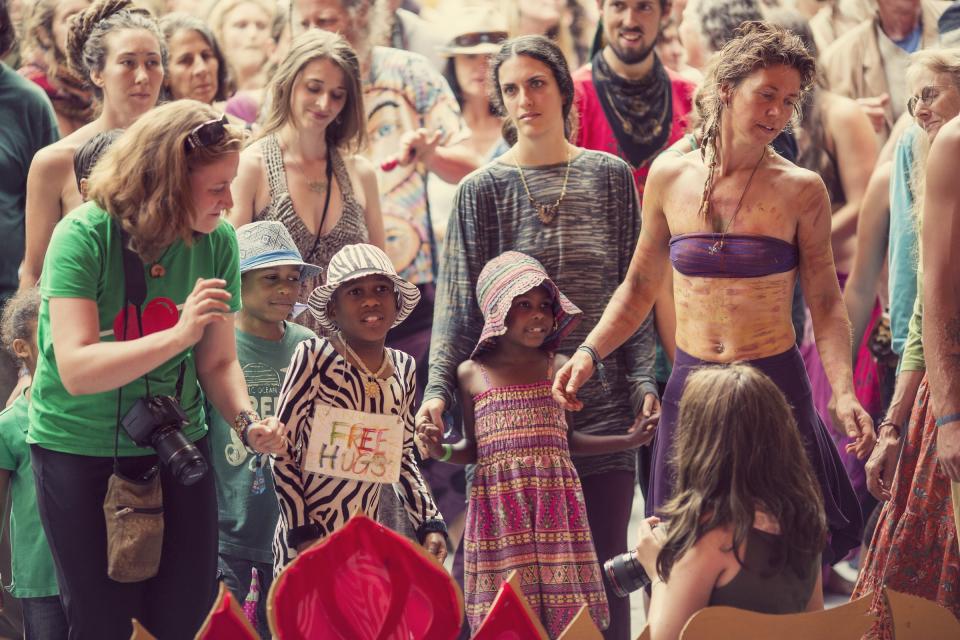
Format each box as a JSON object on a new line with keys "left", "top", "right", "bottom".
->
{"left": 471, "top": 251, "right": 582, "bottom": 359}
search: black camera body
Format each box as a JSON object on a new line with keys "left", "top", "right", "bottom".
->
{"left": 121, "top": 396, "right": 208, "bottom": 486}
{"left": 604, "top": 550, "right": 652, "bottom": 598}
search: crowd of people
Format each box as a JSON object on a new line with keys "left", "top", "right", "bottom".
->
{"left": 0, "top": 0, "right": 959, "bottom": 638}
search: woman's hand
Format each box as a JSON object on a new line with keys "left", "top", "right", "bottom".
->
{"left": 834, "top": 392, "right": 876, "bottom": 459}
{"left": 247, "top": 416, "right": 287, "bottom": 456}
{"left": 636, "top": 516, "right": 666, "bottom": 579}
{"left": 174, "top": 278, "right": 232, "bottom": 348}
{"left": 415, "top": 420, "right": 445, "bottom": 460}
{"left": 552, "top": 351, "right": 595, "bottom": 411}
{"left": 396, "top": 128, "right": 442, "bottom": 167}
{"left": 865, "top": 422, "right": 901, "bottom": 500}
{"left": 422, "top": 532, "right": 447, "bottom": 565}
{"left": 416, "top": 398, "right": 446, "bottom": 434}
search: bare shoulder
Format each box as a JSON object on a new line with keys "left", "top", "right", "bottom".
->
{"left": 346, "top": 152, "right": 376, "bottom": 179}
{"left": 768, "top": 153, "right": 827, "bottom": 201}
{"left": 933, "top": 116, "right": 960, "bottom": 152}
{"left": 239, "top": 140, "right": 266, "bottom": 168}
{"left": 457, "top": 359, "right": 482, "bottom": 395}
{"left": 647, "top": 150, "right": 697, "bottom": 194}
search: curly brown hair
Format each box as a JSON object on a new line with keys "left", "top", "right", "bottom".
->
{"left": 66, "top": 0, "right": 167, "bottom": 98}
{"left": 655, "top": 364, "right": 827, "bottom": 583}
{"left": 86, "top": 100, "right": 245, "bottom": 261}
{"left": 695, "top": 21, "right": 816, "bottom": 220}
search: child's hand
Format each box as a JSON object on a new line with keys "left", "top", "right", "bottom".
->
{"left": 247, "top": 416, "right": 288, "bottom": 455}
{"left": 422, "top": 532, "right": 447, "bottom": 564}
{"left": 415, "top": 421, "right": 446, "bottom": 459}
{"left": 626, "top": 412, "right": 659, "bottom": 448}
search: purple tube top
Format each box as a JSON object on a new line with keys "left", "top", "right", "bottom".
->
{"left": 669, "top": 233, "right": 799, "bottom": 278}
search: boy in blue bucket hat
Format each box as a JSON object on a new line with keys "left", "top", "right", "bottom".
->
{"left": 209, "top": 221, "right": 320, "bottom": 636}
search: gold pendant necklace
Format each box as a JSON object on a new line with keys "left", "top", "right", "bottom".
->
{"left": 514, "top": 147, "right": 573, "bottom": 225}
{"left": 338, "top": 333, "right": 389, "bottom": 395}
{"left": 306, "top": 178, "right": 328, "bottom": 194}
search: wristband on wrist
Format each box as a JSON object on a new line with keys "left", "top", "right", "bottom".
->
{"left": 935, "top": 412, "right": 960, "bottom": 428}
{"left": 234, "top": 409, "right": 260, "bottom": 446}
{"left": 878, "top": 418, "right": 902, "bottom": 438}
{"left": 438, "top": 443, "right": 453, "bottom": 462}
{"left": 577, "top": 344, "right": 610, "bottom": 392}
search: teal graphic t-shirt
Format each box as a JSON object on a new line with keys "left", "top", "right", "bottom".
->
{"left": 210, "top": 321, "right": 315, "bottom": 563}
{"left": 0, "top": 390, "right": 59, "bottom": 597}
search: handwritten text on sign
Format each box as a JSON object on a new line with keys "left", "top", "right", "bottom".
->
{"left": 304, "top": 406, "right": 404, "bottom": 483}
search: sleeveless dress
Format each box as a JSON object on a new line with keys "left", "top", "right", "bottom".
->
{"left": 464, "top": 362, "right": 609, "bottom": 637}
{"left": 253, "top": 134, "right": 369, "bottom": 335}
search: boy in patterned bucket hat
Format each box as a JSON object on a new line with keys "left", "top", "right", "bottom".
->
{"left": 270, "top": 244, "right": 447, "bottom": 573}
{"left": 211, "top": 220, "right": 320, "bottom": 637}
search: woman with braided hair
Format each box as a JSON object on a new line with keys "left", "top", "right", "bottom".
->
{"left": 554, "top": 22, "right": 871, "bottom": 571}
{"left": 19, "top": 0, "right": 164, "bottom": 292}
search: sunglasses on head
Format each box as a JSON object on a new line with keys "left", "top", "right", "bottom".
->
{"left": 907, "top": 85, "right": 950, "bottom": 117}
{"left": 452, "top": 31, "right": 508, "bottom": 49}
{"left": 184, "top": 114, "right": 229, "bottom": 153}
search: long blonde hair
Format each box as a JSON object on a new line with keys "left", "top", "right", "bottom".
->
{"left": 258, "top": 29, "right": 366, "bottom": 151}
{"left": 86, "top": 100, "right": 245, "bottom": 261}
{"left": 905, "top": 48, "right": 960, "bottom": 229}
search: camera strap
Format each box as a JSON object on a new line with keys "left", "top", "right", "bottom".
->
{"left": 112, "top": 221, "right": 186, "bottom": 473}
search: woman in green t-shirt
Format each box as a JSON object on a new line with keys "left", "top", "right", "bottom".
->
{"left": 29, "top": 99, "right": 286, "bottom": 639}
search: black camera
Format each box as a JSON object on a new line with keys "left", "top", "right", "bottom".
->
{"left": 603, "top": 550, "right": 651, "bottom": 597}
{"left": 121, "top": 396, "right": 208, "bottom": 486}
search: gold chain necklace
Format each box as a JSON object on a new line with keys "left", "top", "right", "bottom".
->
{"left": 513, "top": 147, "right": 573, "bottom": 225}
{"left": 337, "top": 333, "right": 389, "bottom": 395}
{"left": 708, "top": 147, "right": 766, "bottom": 254}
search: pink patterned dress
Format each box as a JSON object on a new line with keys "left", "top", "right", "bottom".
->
{"left": 463, "top": 366, "right": 609, "bottom": 637}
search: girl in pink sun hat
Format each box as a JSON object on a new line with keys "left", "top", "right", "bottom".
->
{"left": 418, "top": 251, "right": 656, "bottom": 637}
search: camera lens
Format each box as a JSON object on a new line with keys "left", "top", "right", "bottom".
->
{"left": 152, "top": 427, "right": 209, "bottom": 486}
{"left": 603, "top": 551, "right": 651, "bottom": 598}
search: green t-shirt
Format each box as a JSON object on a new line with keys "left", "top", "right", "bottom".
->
{"left": 0, "top": 390, "right": 59, "bottom": 597}
{"left": 28, "top": 202, "right": 242, "bottom": 457}
{"left": 209, "top": 321, "right": 315, "bottom": 563}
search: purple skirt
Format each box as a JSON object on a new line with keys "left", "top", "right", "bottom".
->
{"left": 647, "top": 346, "right": 863, "bottom": 564}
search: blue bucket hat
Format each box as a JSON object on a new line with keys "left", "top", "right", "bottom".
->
{"left": 236, "top": 221, "right": 322, "bottom": 280}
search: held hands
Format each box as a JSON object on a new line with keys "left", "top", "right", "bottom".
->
{"left": 175, "top": 278, "right": 232, "bottom": 348}
{"left": 422, "top": 532, "right": 447, "bottom": 564}
{"left": 834, "top": 392, "right": 876, "bottom": 460}
{"left": 552, "top": 351, "right": 595, "bottom": 411}
{"left": 866, "top": 422, "right": 901, "bottom": 501}
{"left": 415, "top": 420, "right": 445, "bottom": 460}
{"left": 627, "top": 411, "right": 660, "bottom": 448}
{"left": 246, "top": 416, "right": 288, "bottom": 456}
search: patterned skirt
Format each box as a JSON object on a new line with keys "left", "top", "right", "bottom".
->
{"left": 464, "top": 382, "right": 609, "bottom": 637}
{"left": 853, "top": 378, "right": 960, "bottom": 637}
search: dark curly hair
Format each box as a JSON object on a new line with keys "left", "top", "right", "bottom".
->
{"left": 0, "top": 0, "right": 15, "bottom": 58}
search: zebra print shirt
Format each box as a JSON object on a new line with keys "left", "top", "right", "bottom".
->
{"left": 271, "top": 337, "right": 445, "bottom": 569}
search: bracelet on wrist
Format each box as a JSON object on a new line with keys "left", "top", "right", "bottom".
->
{"left": 438, "top": 443, "right": 453, "bottom": 462}
{"left": 878, "top": 418, "right": 902, "bottom": 438}
{"left": 577, "top": 344, "right": 610, "bottom": 392}
{"left": 234, "top": 409, "right": 260, "bottom": 446}
{"left": 935, "top": 412, "right": 960, "bottom": 429}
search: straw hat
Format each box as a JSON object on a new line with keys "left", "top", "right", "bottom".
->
{"left": 306, "top": 244, "right": 420, "bottom": 333}
{"left": 437, "top": 4, "right": 509, "bottom": 56}
{"left": 471, "top": 251, "right": 581, "bottom": 359}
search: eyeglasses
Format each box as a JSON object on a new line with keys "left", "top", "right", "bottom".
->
{"left": 907, "top": 85, "right": 950, "bottom": 117}
{"left": 451, "top": 31, "right": 508, "bottom": 49}
{"left": 184, "top": 114, "right": 229, "bottom": 153}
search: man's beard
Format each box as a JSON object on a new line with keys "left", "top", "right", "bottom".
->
{"left": 608, "top": 33, "right": 657, "bottom": 66}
